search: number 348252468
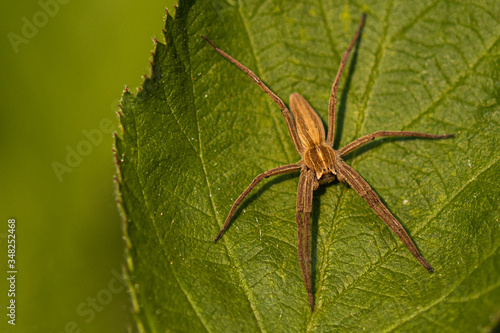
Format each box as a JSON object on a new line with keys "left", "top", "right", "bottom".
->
{"left": 8, "top": 219, "right": 16, "bottom": 264}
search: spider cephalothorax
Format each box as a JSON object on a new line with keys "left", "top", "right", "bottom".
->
{"left": 203, "top": 14, "right": 453, "bottom": 311}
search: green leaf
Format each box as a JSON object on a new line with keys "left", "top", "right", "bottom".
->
{"left": 115, "top": 0, "right": 500, "bottom": 331}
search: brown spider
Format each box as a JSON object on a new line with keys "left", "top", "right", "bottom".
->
{"left": 203, "top": 14, "right": 453, "bottom": 311}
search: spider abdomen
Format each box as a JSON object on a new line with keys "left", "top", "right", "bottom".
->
{"left": 303, "top": 144, "right": 336, "bottom": 179}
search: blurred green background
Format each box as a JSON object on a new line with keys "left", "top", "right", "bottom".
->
{"left": 0, "top": 1, "right": 177, "bottom": 332}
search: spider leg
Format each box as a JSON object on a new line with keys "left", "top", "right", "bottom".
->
{"left": 335, "top": 158, "right": 434, "bottom": 272}
{"left": 339, "top": 130, "right": 454, "bottom": 157}
{"left": 296, "top": 168, "right": 315, "bottom": 311}
{"left": 215, "top": 163, "right": 301, "bottom": 243}
{"left": 203, "top": 36, "right": 303, "bottom": 155}
{"left": 326, "top": 14, "right": 366, "bottom": 147}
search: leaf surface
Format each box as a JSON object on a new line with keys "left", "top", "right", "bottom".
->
{"left": 115, "top": 0, "right": 500, "bottom": 331}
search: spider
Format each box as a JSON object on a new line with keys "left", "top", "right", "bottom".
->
{"left": 203, "top": 14, "right": 453, "bottom": 311}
